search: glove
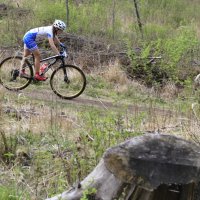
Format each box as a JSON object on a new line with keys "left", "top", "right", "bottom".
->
{"left": 60, "top": 51, "right": 68, "bottom": 58}
{"left": 60, "top": 51, "right": 65, "bottom": 57}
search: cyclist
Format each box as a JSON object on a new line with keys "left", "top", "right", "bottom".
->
{"left": 20, "top": 19, "right": 66, "bottom": 81}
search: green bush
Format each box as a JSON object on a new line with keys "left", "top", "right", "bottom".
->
{"left": 127, "top": 26, "right": 199, "bottom": 86}
{"left": 0, "top": 185, "right": 29, "bottom": 200}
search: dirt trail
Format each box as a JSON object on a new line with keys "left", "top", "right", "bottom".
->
{"left": 1, "top": 86, "right": 180, "bottom": 118}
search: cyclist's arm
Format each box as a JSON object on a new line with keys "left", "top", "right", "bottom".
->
{"left": 48, "top": 37, "right": 60, "bottom": 55}
{"left": 54, "top": 35, "right": 61, "bottom": 45}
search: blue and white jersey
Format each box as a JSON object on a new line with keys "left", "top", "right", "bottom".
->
{"left": 24, "top": 26, "right": 54, "bottom": 40}
{"left": 23, "top": 26, "right": 54, "bottom": 51}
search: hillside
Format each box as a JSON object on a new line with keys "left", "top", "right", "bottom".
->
{"left": 1, "top": 0, "right": 200, "bottom": 86}
{"left": 1, "top": 0, "right": 200, "bottom": 199}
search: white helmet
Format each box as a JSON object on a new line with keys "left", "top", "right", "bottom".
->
{"left": 53, "top": 20, "right": 66, "bottom": 31}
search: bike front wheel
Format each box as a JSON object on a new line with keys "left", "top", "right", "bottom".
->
{"left": 0, "top": 56, "right": 33, "bottom": 91}
{"left": 50, "top": 65, "right": 86, "bottom": 99}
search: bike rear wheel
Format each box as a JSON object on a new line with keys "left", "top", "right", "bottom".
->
{"left": 50, "top": 65, "right": 86, "bottom": 99}
{"left": 0, "top": 56, "right": 33, "bottom": 91}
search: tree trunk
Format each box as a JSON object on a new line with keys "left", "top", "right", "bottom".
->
{"left": 133, "top": 0, "right": 143, "bottom": 38}
{"left": 46, "top": 159, "right": 124, "bottom": 200}
{"left": 46, "top": 134, "right": 200, "bottom": 200}
{"left": 112, "top": 0, "right": 116, "bottom": 39}
{"left": 66, "top": 0, "right": 69, "bottom": 27}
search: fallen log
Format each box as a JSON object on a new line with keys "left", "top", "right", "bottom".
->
{"left": 46, "top": 134, "right": 200, "bottom": 200}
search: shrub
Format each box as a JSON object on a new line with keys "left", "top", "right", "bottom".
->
{"left": 127, "top": 26, "right": 199, "bottom": 87}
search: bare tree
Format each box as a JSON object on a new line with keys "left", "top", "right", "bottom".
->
{"left": 66, "top": 0, "right": 69, "bottom": 27}
{"left": 133, "top": 0, "right": 143, "bottom": 38}
{"left": 112, "top": 0, "right": 116, "bottom": 39}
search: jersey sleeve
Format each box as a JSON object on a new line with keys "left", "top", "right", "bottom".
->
{"left": 47, "top": 33, "right": 53, "bottom": 38}
{"left": 46, "top": 26, "right": 54, "bottom": 38}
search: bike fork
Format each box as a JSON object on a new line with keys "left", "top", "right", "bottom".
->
{"left": 63, "top": 68, "right": 70, "bottom": 83}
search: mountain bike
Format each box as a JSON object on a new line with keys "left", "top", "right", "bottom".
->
{"left": 0, "top": 46, "right": 86, "bottom": 99}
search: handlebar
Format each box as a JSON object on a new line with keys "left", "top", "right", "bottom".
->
{"left": 60, "top": 45, "right": 68, "bottom": 58}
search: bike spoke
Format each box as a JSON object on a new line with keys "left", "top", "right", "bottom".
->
{"left": 0, "top": 57, "right": 33, "bottom": 90}
{"left": 50, "top": 65, "right": 86, "bottom": 99}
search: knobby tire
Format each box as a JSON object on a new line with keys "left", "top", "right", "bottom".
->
{"left": 50, "top": 65, "right": 86, "bottom": 99}
{"left": 0, "top": 56, "right": 33, "bottom": 91}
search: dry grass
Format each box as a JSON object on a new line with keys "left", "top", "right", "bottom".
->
{"left": 160, "top": 81, "right": 179, "bottom": 100}
{"left": 2, "top": 103, "right": 79, "bottom": 141}
{"left": 1, "top": 59, "right": 200, "bottom": 199}
{"left": 93, "top": 61, "right": 150, "bottom": 96}
{"left": 101, "top": 60, "right": 128, "bottom": 85}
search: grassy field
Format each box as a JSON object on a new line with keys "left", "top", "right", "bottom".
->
{"left": 1, "top": 0, "right": 200, "bottom": 199}
{"left": 1, "top": 61, "right": 200, "bottom": 199}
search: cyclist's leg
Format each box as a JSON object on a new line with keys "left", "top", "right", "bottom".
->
{"left": 21, "top": 35, "right": 37, "bottom": 73}
{"left": 23, "top": 36, "right": 46, "bottom": 81}
{"left": 32, "top": 49, "right": 40, "bottom": 75}
{"left": 32, "top": 49, "right": 47, "bottom": 81}
{"left": 21, "top": 45, "right": 31, "bottom": 69}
